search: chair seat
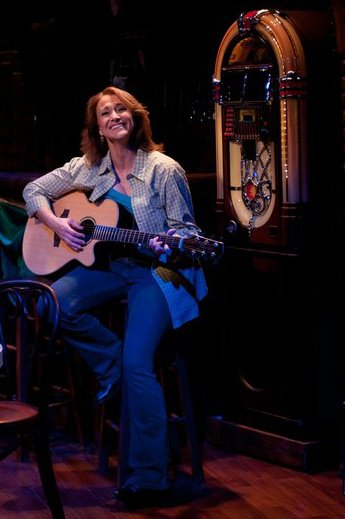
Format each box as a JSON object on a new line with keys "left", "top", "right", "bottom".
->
{"left": 0, "top": 401, "right": 38, "bottom": 426}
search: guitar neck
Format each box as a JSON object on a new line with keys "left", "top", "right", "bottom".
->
{"left": 92, "top": 225, "right": 183, "bottom": 250}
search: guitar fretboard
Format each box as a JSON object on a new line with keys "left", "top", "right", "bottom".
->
{"left": 89, "top": 224, "right": 183, "bottom": 249}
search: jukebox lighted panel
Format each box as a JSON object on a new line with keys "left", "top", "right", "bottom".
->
{"left": 212, "top": 9, "right": 341, "bottom": 441}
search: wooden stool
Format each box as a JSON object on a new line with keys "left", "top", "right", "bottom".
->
{"left": 96, "top": 316, "right": 205, "bottom": 485}
{"left": 164, "top": 349, "right": 205, "bottom": 484}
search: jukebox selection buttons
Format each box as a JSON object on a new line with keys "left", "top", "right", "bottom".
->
{"left": 224, "top": 107, "right": 234, "bottom": 138}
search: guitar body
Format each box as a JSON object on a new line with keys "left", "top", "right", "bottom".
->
{"left": 23, "top": 191, "right": 119, "bottom": 275}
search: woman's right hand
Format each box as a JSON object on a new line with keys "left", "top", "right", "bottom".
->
{"left": 35, "top": 206, "right": 85, "bottom": 252}
{"left": 53, "top": 217, "right": 86, "bottom": 252}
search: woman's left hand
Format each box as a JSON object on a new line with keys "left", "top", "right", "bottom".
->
{"left": 149, "top": 229, "right": 176, "bottom": 257}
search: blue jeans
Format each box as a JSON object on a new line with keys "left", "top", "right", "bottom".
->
{"left": 51, "top": 257, "right": 172, "bottom": 489}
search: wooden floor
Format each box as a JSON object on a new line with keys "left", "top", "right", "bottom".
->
{"left": 1, "top": 436, "right": 345, "bottom": 519}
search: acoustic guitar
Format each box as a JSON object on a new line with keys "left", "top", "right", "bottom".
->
{"left": 23, "top": 191, "right": 224, "bottom": 275}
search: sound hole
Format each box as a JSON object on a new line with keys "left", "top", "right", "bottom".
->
{"left": 80, "top": 217, "right": 95, "bottom": 244}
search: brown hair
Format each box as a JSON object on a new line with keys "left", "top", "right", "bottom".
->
{"left": 80, "top": 86, "right": 164, "bottom": 165}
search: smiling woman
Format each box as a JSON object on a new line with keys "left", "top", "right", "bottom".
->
{"left": 21, "top": 84, "right": 209, "bottom": 508}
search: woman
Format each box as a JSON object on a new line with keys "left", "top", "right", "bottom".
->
{"left": 23, "top": 86, "right": 208, "bottom": 506}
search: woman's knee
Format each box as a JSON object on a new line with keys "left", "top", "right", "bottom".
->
{"left": 122, "top": 355, "right": 154, "bottom": 381}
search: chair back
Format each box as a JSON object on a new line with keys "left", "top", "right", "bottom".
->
{"left": 0, "top": 279, "right": 60, "bottom": 407}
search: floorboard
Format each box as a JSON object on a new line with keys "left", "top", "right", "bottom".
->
{"left": 0, "top": 437, "right": 345, "bottom": 518}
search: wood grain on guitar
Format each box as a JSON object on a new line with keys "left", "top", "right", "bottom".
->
{"left": 23, "top": 191, "right": 224, "bottom": 275}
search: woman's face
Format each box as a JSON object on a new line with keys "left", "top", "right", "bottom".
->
{"left": 96, "top": 94, "right": 134, "bottom": 144}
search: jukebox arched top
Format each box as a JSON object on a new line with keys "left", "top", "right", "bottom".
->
{"left": 213, "top": 9, "right": 308, "bottom": 242}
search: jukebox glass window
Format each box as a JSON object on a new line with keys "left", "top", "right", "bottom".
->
{"left": 220, "top": 66, "right": 273, "bottom": 104}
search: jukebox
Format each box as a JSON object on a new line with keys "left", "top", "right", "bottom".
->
{"left": 212, "top": 9, "right": 343, "bottom": 469}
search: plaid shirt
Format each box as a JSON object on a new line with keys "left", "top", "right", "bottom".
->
{"left": 23, "top": 149, "right": 208, "bottom": 328}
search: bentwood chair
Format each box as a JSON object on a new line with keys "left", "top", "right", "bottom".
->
{"left": 0, "top": 279, "right": 65, "bottom": 519}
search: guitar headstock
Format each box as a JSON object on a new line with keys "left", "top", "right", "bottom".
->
{"left": 183, "top": 235, "right": 224, "bottom": 262}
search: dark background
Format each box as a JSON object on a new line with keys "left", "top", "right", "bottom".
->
{"left": 0, "top": 0, "right": 335, "bottom": 173}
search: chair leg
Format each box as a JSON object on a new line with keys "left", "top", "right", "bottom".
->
{"left": 33, "top": 416, "right": 66, "bottom": 519}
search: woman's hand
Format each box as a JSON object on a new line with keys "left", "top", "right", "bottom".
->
{"left": 149, "top": 229, "right": 176, "bottom": 258}
{"left": 35, "top": 207, "right": 86, "bottom": 252}
{"left": 53, "top": 217, "right": 86, "bottom": 252}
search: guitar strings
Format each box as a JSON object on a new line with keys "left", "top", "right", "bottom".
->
{"left": 81, "top": 222, "right": 222, "bottom": 257}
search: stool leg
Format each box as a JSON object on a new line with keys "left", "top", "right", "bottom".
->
{"left": 65, "top": 359, "right": 87, "bottom": 449}
{"left": 175, "top": 352, "right": 204, "bottom": 484}
{"left": 342, "top": 404, "right": 345, "bottom": 495}
{"left": 117, "top": 380, "right": 130, "bottom": 487}
{"left": 96, "top": 404, "right": 109, "bottom": 473}
{"left": 96, "top": 399, "right": 122, "bottom": 474}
